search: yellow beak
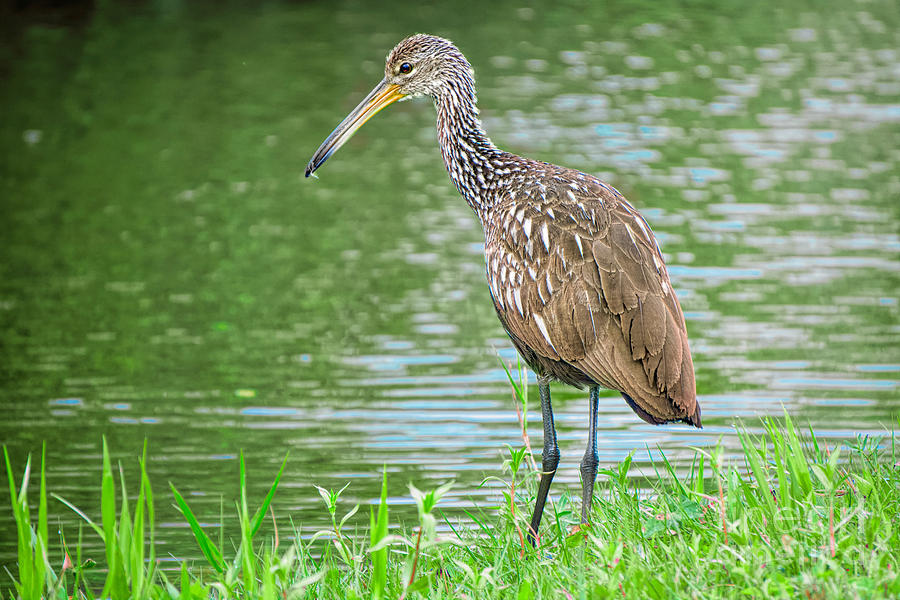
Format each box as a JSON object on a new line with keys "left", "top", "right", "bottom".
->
{"left": 305, "top": 80, "right": 405, "bottom": 177}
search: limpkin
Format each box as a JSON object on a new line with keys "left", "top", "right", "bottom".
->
{"left": 306, "top": 34, "right": 701, "bottom": 545}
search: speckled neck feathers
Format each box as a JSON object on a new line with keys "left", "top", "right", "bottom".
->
{"left": 432, "top": 67, "right": 504, "bottom": 221}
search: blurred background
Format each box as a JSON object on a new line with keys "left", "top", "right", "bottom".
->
{"left": 1, "top": 0, "right": 898, "bottom": 569}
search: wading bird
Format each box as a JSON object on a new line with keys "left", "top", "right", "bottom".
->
{"left": 306, "top": 34, "right": 701, "bottom": 545}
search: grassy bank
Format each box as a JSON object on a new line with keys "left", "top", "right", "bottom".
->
{"left": 3, "top": 412, "right": 899, "bottom": 599}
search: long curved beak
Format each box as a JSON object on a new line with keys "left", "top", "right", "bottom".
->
{"left": 305, "top": 80, "right": 405, "bottom": 177}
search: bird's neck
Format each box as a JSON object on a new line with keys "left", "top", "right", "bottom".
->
{"left": 434, "top": 88, "right": 503, "bottom": 222}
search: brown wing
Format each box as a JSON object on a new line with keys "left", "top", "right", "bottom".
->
{"left": 484, "top": 171, "right": 699, "bottom": 425}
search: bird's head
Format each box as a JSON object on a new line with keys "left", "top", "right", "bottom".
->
{"left": 383, "top": 34, "right": 473, "bottom": 98}
{"left": 306, "top": 34, "right": 473, "bottom": 177}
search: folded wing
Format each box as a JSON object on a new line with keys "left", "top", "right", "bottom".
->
{"left": 484, "top": 170, "right": 699, "bottom": 425}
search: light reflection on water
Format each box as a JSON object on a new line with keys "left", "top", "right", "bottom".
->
{"left": 1, "top": 0, "right": 898, "bottom": 565}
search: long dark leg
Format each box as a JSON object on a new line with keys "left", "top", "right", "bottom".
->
{"left": 527, "top": 378, "right": 559, "bottom": 546}
{"left": 580, "top": 386, "right": 600, "bottom": 524}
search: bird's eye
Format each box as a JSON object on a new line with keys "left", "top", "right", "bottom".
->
{"left": 399, "top": 62, "right": 412, "bottom": 74}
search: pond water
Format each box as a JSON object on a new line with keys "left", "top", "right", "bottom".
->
{"left": 1, "top": 0, "right": 898, "bottom": 567}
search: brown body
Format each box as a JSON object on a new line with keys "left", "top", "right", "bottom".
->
{"left": 482, "top": 159, "right": 699, "bottom": 426}
{"left": 306, "top": 34, "right": 701, "bottom": 546}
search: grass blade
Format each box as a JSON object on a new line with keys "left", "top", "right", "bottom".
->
{"left": 53, "top": 493, "right": 106, "bottom": 540}
{"left": 38, "top": 442, "right": 48, "bottom": 571}
{"left": 139, "top": 440, "right": 156, "bottom": 596}
{"left": 250, "top": 453, "right": 289, "bottom": 538}
{"left": 131, "top": 457, "right": 146, "bottom": 597}
{"left": 370, "top": 466, "right": 389, "bottom": 600}
{"left": 100, "top": 437, "right": 128, "bottom": 600}
{"left": 238, "top": 452, "right": 256, "bottom": 594}
{"left": 738, "top": 427, "right": 776, "bottom": 515}
{"left": 118, "top": 462, "right": 133, "bottom": 581}
{"left": 170, "top": 482, "right": 225, "bottom": 573}
{"left": 5, "top": 448, "right": 34, "bottom": 599}
{"left": 34, "top": 444, "right": 49, "bottom": 598}
{"left": 179, "top": 562, "right": 190, "bottom": 600}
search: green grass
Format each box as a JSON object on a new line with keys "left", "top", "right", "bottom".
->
{"left": 3, "top": 397, "right": 899, "bottom": 598}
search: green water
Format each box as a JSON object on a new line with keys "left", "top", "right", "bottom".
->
{"left": 1, "top": 0, "right": 898, "bottom": 566}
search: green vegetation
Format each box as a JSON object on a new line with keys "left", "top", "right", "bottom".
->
{"left": 3, "top": 361, "right": 899, "bottom": 599}
{"left": 4, "top": 408, "right": 898, "bottom": 599}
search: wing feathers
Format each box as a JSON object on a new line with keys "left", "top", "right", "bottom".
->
{"left": 484, "top": 166, "right": 698, "bottom": 423}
